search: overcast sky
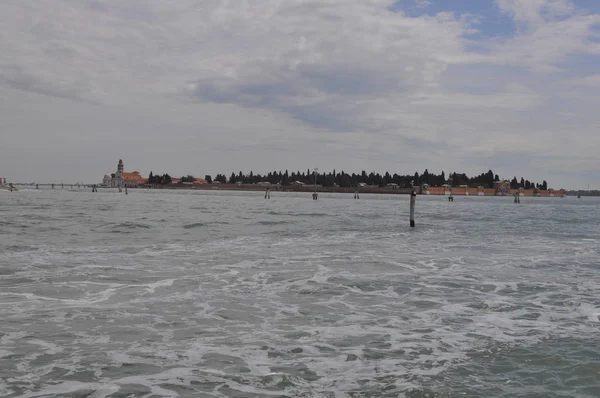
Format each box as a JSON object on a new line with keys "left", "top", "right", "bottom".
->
{"left": 1, "top": 0, "right": 599, "bottom": 189}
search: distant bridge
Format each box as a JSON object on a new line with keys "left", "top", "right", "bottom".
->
{"left": 12, "top": 183, "right": 99, "bottom": 189}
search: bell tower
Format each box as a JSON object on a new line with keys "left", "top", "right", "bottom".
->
{"left": 118, "top": 159, "right": 124, "bottom": 173}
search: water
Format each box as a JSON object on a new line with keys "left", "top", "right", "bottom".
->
{"left": 1, "top": 189, "right": 599, "bottom": 397}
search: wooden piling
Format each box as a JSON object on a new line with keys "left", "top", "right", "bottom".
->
{"left": 410, "top": 190, "right": 416, "bottom": 227}
{"left": 312, "top": 168, "right": 318, "bottom": 200}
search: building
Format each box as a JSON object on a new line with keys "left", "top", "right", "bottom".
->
{"left": 493, "top": 180, "right": 511, "bottom": 196}
{"left": 105, "top": 159, "right": 145, "bottom": 188}
{"left": 102, "top": 174, "right": 112, "bottom": 187}
{"left": 0, "top": 177, "right": 6, "bottom": 185}
{"left": 111, "top": 159, "right": 124, "bottom": 188}
{"left": 122, "top": 171, "right": 145, "bottom": 187}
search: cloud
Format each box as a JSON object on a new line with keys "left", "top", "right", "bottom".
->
{"left": 568, "top": 74, "right": 600, "bottom": 86}
{"left": 490, "top": 0, "right": 600, "bottom": 71}
{"left": 495, "top": 0, "right": 575, "bottom": 26}
{"left": 414, "top": 0, "right": 431, "bottom": 9}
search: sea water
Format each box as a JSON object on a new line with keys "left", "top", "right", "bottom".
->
{"left": 1, "top": 189, "right": 599, "bottom": 397}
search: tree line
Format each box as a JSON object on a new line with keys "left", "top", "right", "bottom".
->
{"left": 148, "top": 169, "right": 551, "bottom": 189}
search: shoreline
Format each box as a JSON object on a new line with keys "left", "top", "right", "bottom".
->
{"left": 137, "top": 183, "right": 565, "bottom": 197}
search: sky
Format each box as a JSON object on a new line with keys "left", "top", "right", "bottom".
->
{"left": 1, "top": 0, "right": 599, "bottom": 189}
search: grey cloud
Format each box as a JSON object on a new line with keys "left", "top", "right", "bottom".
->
{"left": 0, "top": 63, "right": 90, "bottom": 102}
{"left": 191, "top": 59, "right": 415, "bottom": 131}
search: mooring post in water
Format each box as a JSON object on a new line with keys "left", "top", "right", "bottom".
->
{"left": 265, "top": 188, "right": 270, "bottom": 199}
{"left": 410, "top": 190, "right": 416, "bottom": 227}
{"left": 9, "top": 183, "right": 13, "bottom": 192}
{"left": 61, "top": 184, "right": 64, "bottom": 189}
{"left": 354, "top": 190, "right": 359, "bottom": 199}
{"left": 312, "top": 168, "right": 318, "bottom": 200}
{"left": 36, "top": 184, "right": 39, "bottom": 189}
{"left": 52, "top": 183, "right": 55, "bottom": 189}
{"left": 125, "top": 186, "right": 128, "bottom": 195}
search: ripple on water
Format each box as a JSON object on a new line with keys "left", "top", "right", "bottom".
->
{"left": 1, "top": 192, "right": 599, "bottom": 396}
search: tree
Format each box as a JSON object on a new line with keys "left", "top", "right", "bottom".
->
{"left": 449, "top": 172, "right": 456, "bottom": 187}
{"left": 485, "top": 170, "right": 494, "bottom": 188}
{"left": 180, "top": 175, "right": 195, "bottom": 183}
{"left": 163, "top": 174, "right": 172, "bottom": 185}
{"left": 340, "top": 173, "right": 352, "bottom": 187}
{"left": 541, "top": 180, "right": 548, "bottom": 190}
{"left": 228, "top": 172, "right": 237, "bottom": 184}
{"left": 204, "top": 175, "right": 212, "bottom": 184}
{"left": 520, "top": 177, "right": 525, "bottom": 188}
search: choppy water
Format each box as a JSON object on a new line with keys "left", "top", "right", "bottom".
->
{"left": 1, "top": 188, "right": 599, "bottom": 397}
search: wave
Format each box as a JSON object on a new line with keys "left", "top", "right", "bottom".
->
{"left": 94, "top": 222, "right": 152, "bottom": 233}
{"left": 266, "top": 211, "right": 330, "bottom": 217}
{"left": 255, "top": 220, "right": 289, "bottom": 226}
{"left": 183, "top": 222, "right": 207, "bottom": 229}
{"left": 183, "top": 221, "right": 230, "bottom": 229}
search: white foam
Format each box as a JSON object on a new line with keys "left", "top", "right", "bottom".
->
{"left": 18, "top": 381, "right": 107, "bottom": 398}
{"left": 578, "top": 303, "right": 600, "bottom": 323}
{"left": 0, "top": 349, "right": 13, "bottom": 358}
{"left": 144, "top": 278, "right": 176, "bottom": 293}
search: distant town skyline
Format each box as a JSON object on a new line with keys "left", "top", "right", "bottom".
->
{"left": 1, "top": 1, "right": 599, "bottom": 190}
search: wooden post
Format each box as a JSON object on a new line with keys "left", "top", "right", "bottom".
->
{"left": 313, "top": 168, "right": 318, "bottom": 200}
{"left": 410, "top": 190, "right": 416, "bottom": 227}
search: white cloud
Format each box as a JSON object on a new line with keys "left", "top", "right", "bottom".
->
{"left": 414, "top": 0, "right": 431, "bottom": 9}
{"left": 490, "top": 0, "right": 600, "bottom": 72}
{"left": 568, "top": 74, "right": 600, "bottom": 86}
{"left": 495, "top": 0, "right": 575, "bottom": 26}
